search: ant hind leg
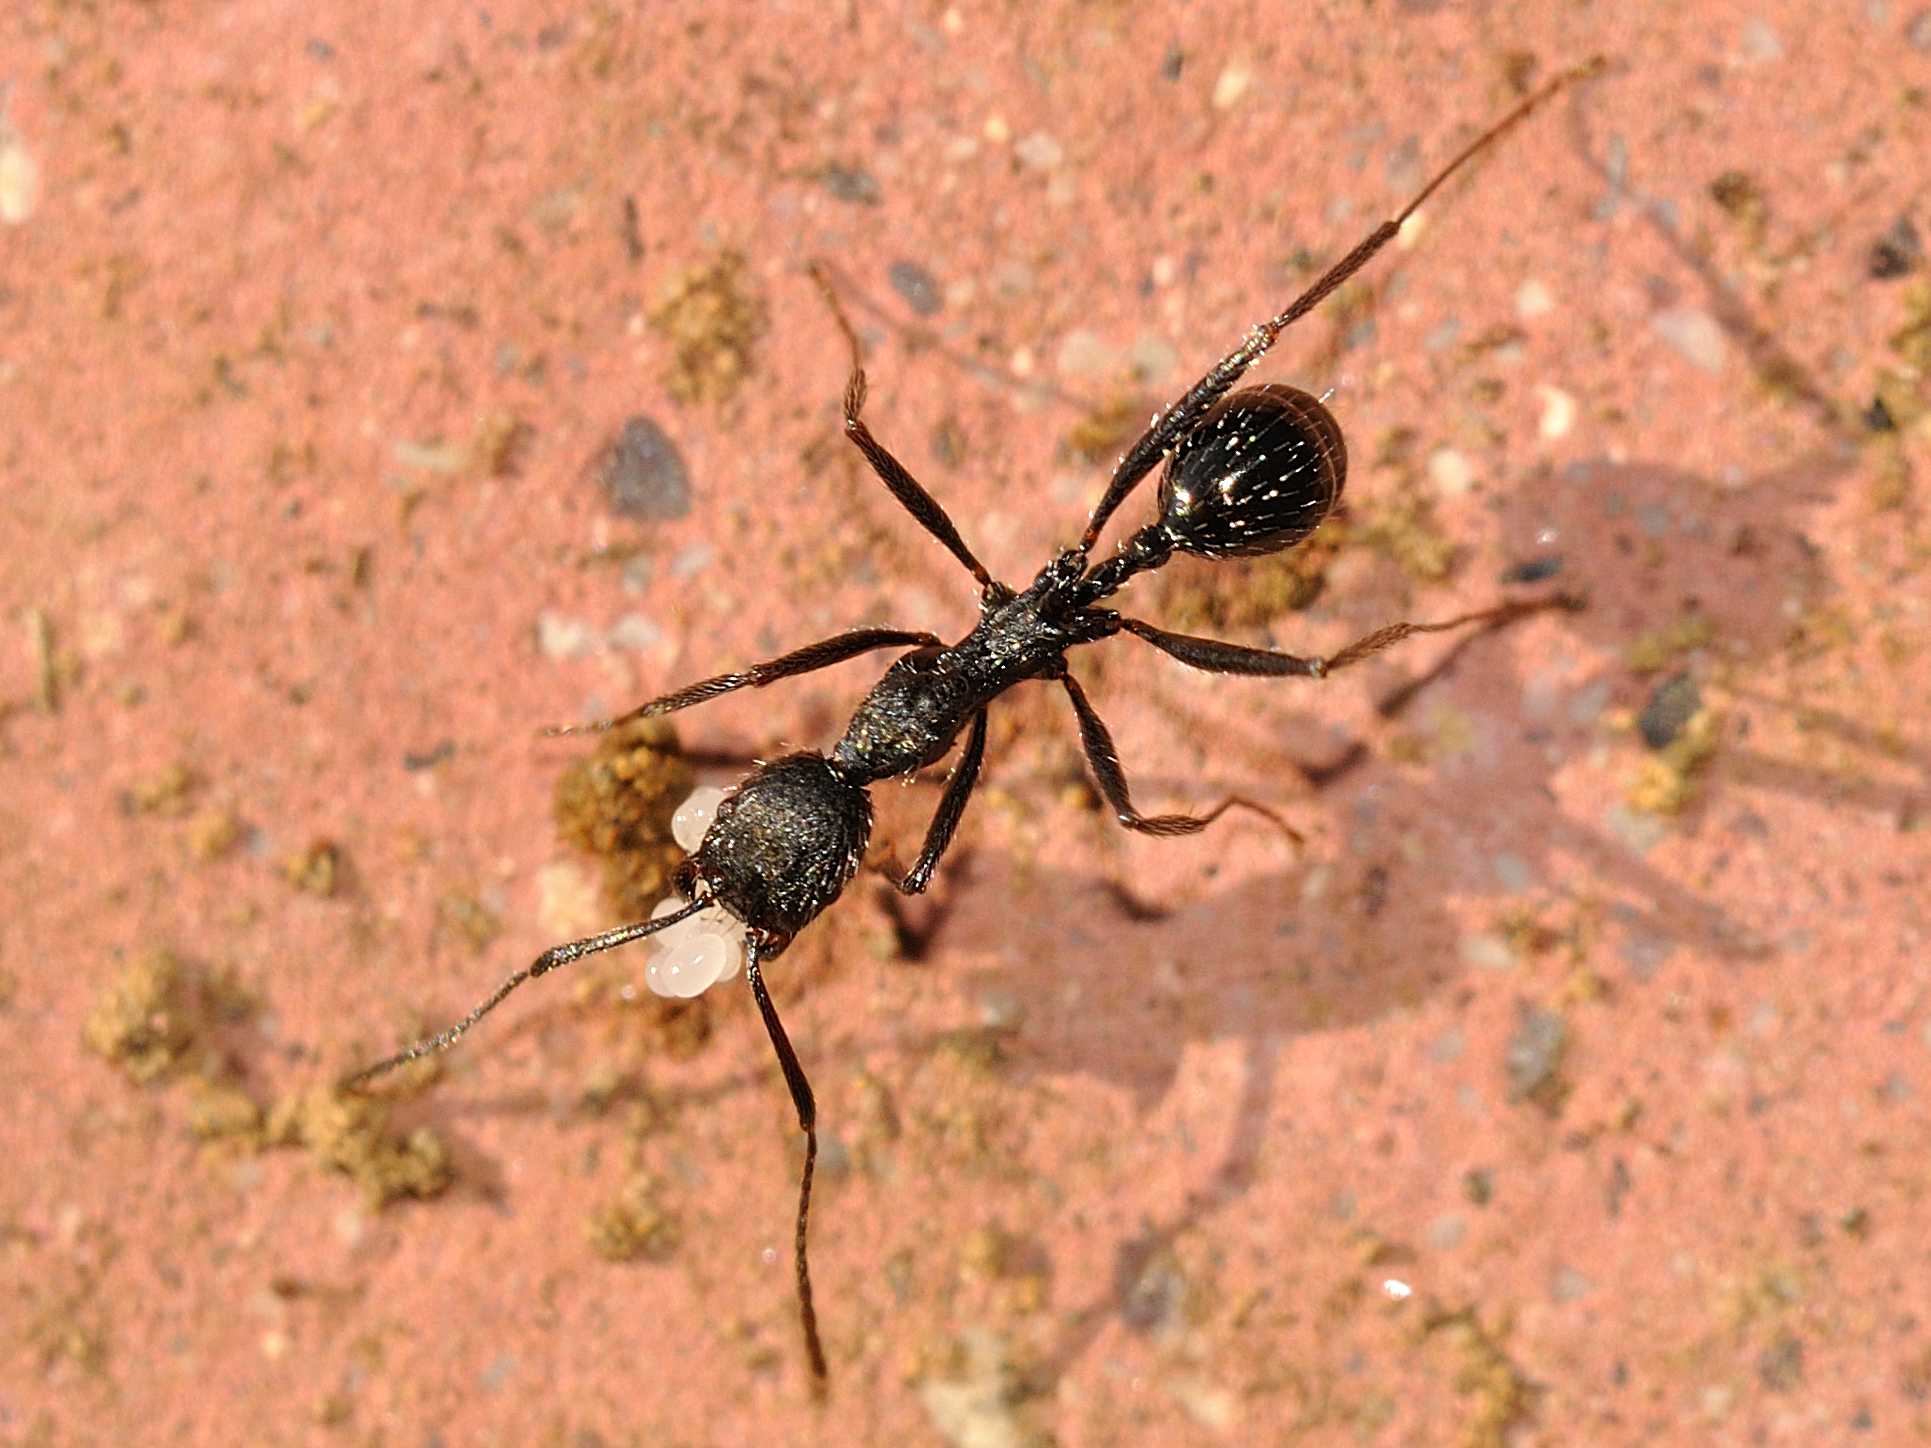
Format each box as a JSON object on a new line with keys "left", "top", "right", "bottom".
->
{"left": 1058, "top": 670, "right": 1302, "bottom": 845}
{"left": 1116, "top": 592, "right": 1582, "bottom": 682}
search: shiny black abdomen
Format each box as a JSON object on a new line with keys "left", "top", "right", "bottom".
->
{"left": 1157, "top": 383, "right": 1346, "bottom": 558}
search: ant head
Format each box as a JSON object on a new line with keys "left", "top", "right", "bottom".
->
{"left": 687, "top": 752, "right": 873, "bottom": 939}
{"left": 1157, "top": 384, "right": 1345, "bottom": 559}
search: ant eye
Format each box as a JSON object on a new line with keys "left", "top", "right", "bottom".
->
{"left": 1157, "top": 384, "right": 1345, "bottom": 559}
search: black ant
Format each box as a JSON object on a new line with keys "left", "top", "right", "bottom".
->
{"left": 344, "top": 60, "right": 1602, "bottom": 1387}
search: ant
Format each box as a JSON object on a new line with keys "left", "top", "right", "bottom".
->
{"left": 345, "top": 60, "right": 1602, "bottom": 1387}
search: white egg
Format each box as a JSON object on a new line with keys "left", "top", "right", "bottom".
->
{"left": 642, "top": 897, "right": 744, "bottom": 997}
{"left": 671, "top": 784, "right": 729, "bottom": 853}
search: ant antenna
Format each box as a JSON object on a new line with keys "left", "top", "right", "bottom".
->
{"left": 1080, "top": 55, "right": 1607, "bottom": 552}
{"left": 340, "top": 901, "right": 707, "bottom": 1090}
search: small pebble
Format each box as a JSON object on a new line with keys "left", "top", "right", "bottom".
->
{"left": 820, "top": 163, "right": 881, "bottom": 205}
{"left": 1652, "top": 307, "right": 1728, "bottom": 374}
{"left": 479, "top": 1353, "right": 517, "bottom": 1392}
{"left": 1567, "top": 679, "right": 1612, "bottom": 727}
{"left": 1757, "top": 1332, "right": 1805, "bottom": 1391}
{"left": 536, "top": 612, "right": 596, "bottom": 660}
{"left": 607, "top": 613, "right": 661, "bottom": 652}
{"left": 1551, "top": 1266, "right": 1594, "bottom": 1302}
{"left": 1536, "top": 383, "right": 1577, "bottom": 440}
{"left": 1460, "top": 932, "right": 1516, "bottom": 972}
{"left": 1055, "top": 329, "right": 1118, "bottom": 379}
{"left": 1427, "top": 447, "right": 1475, "bottom": 496}
{"left": 1604, "top": 803, "right": 1668, "bottom": 855}
{"left": 1638, "top": 673, "right": 1701, "bottom": 749}
{"left": 1014, "top": 132, "right": 1063, "bottom": 171}
{"left": 1492, "top": 851, "right": 1534, "bottom": 893}
{"left": 1128, "top": 332, "right": 1178, "bottom": 381}
{"left": 1515, "top": 278, "right": 1554, "bottom": 318}
{"left": 1738, "top": 18, "right": 1784, "bottom": 61}
{"left": 0, "top": 124, "right": 37, "bottom": 225}
{"left": 1868, "top": 216, "right": 1922, "bottom": 279}
{"left": 1211, "top": 63, "right": 1252, "bottom": 111}
{"left": 593, "top": 415, "right": 691, "bottom": 521}
{"left": 1617, "top": 928, "right": 1676, "bottom": 982}
{"left": 1505, "top": 1003, "right": 1567, "bottom": 1103}
{"left": 888, "top": 259, "right": 943, "bottom": 316}
{"left": 1501, "top": 555, "right": 1564, "bottom": 585}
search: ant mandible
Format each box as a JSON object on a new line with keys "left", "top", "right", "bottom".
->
{"left": 345, "top": 59, "right": 1603, "bottom": 1387}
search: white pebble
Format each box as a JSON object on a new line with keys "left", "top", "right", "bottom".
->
{"left": 1212, "top": 63, "right": 1253, "bottom": 111}
{"left": 1427, "top": 447, "right": 1475, "bottom": 496}
{"left": 1014, "top": 131, "right": 1063, "bottom": 171}
{"left": 1652, "top": 307, "right": 1728, "bottom": 374}
{"left": 0, "top": 126, "right": 39, "bottom": 225}
{"left": 1515, "top": 279, "right": 1554, "bottom": 318}
{"left": 1536, "top": 383, "right": 1577, "bottom": 440}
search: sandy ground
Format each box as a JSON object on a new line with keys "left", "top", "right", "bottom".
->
{"left": 4, "top": 2, "right": 1929, "bottom": 1444}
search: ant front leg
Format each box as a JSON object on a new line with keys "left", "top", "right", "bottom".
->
{"left": 544, "top": 627, "right": 943, "bottom": 737}
{"left": 1058, "top": 670, "right": 1300, "bottom": 844}
{"left": 807, "top": 262, "right": 1005, "bottom": 602}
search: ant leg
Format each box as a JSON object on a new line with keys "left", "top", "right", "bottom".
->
{"left": 744, "top": 936, "right": 829, "bottom": 1386}
{"left": 889, "top": 708, "right": 988, "bottom": 895}
{"left": 1117, "top": 594, "right": 1580, "bottom": 680}
{"left": 340, "top": 901, "right": 707, "bottom": 1090}
{"left": 1318, "top": 595, "right": 1578, "bottom": 674}
{"left": 807, "top": 261, "right": 1002, "bottom": 598}
{"left": 1080, "top": 57, "right": 1605, "bottom": 551}
{"left": 1115, "top": 617, "right": 1324, "bottom": 678}
{"left": 1058, "top": 671, "right": 1301, "bottom": 843}
{"left": 544, "top": 626, "right": 943, "bottom": 737}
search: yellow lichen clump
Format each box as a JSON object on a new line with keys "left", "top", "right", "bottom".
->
{"left": 1627, "top": 707, "right": 1722, "bottom": 816}
{"left": 648, "top": 251, "right": 769, "bottom": 406}
{"left": 82, "top": 948, "right": 196, "bottom": 1082}
{"left": 552, "top": 717, "right": 694, "bottom": 918}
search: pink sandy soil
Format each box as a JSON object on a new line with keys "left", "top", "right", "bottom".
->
{"left": 4, "top": 3, "right": 1929, "bottom": 1444}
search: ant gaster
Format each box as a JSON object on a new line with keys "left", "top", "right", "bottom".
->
{"left": 345, "top": 60, "right": 1602, "bottom": 1386}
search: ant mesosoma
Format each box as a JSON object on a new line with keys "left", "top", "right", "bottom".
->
{"left": 345, "top": 60, "right": 1601, "bottom": 1387}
